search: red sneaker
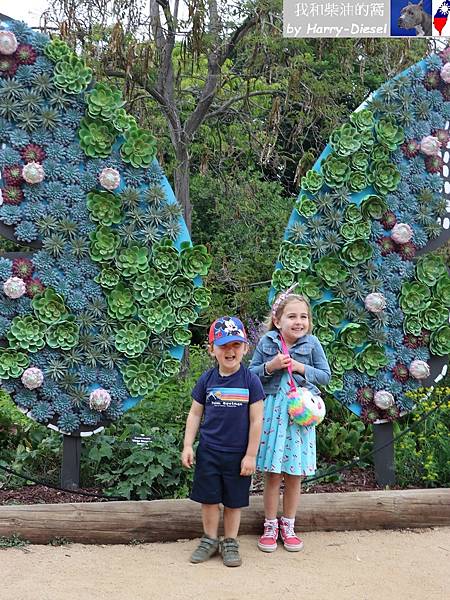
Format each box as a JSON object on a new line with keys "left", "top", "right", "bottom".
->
{"left": 279, "top": 518, "right": 304, "bottom": 552}
{"left": 257, "top": 520, "right": 279, "bottom": 552}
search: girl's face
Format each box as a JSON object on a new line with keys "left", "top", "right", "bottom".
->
{"left": 274, "top": 300, "right": 310, "bottom": 345}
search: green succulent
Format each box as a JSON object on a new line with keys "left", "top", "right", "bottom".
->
{"left": 370, "top": 161, "right": 400, "bottom": 195}
{"left": 434, "top": 273, "right": 450, "bottom": 306}
{"left": 271, "top": 268, "right": 295, "bottom": 291}
{"left": 416, "top": 254, "right": 447, "bottom": 288}
{"left": 89, "top": 226, "right": 121, "bottom": 262}
{"left": 160, "top": 353, "right": 181, "bottom": 377}
{"left": 87, "top": 82, "right": 125, "bottom": 121}
{"left": 87, "top": 190, "right": 123, "bottom": 226}
{"left": 360, "top": 136, "right": 374, "bottom": 152}
{"left": 193, "top": 286, "right": 211, "bottom": 309}
{"left": 116, "top": 245, "right": 150, "bottom": 277}
{"left": 315, "top": 255, "right": 349, "bottom": 287}
{"left": 344, "top": 203, "right": 363, "bottom": 223}
{"left": 177, "top": 306, "right": 199, "bottom": 324}
{"left": 94, "top": 268, "right": 121, "bottom": 289}
{"left": 32, "top": 289, "right": 69, "bottom": 324}
{"left": 45, "top": 317, "right": 80, "bottom": 350}
{"left": 113, "top": 108, "right": 136, "bottom": 132}
{"left": 340, "top": 239, "right": 373, "bottom": 267}
{"left": 340, "top": 221, "right": 371, "bottom": 242}
{"left": 314, "top": 326, "right": 336, "bottom": 346}
{"left": 360, "top": 194, "right": 387, "bottom": 220}
{"left": 151, "top": 239, "right": 180, "bottom": 276}
{"left": 348, "top": 171, "right": 368, "bottom": 193}
{"left": 330, "top": 123, "right": 362, "bottom": 156}
{"left": 0, "top": 349, "right": 29, "bottom": 379}
{"left": 167, "top": 276, "right": 195, "bottom": 307}
{"left": 44, "top": 38, "right": 73, "bottom": 63}
{"left": 279, "top": 241, "right": 311, "bottom": 273}
{"left": 79, "top": 117, "right": 116, "bottom": 158}
{"left": 375, "top": 118, "right": 404, "bottom": 150}
{"left": 403, "top": 315, "right": 422, "bottom": 337}
{"left": 7, "top": 316, "right": 46, "bottom": 352}
{"left": 324, "top": 374, "right": 344, "bottom": 393}
{"left": 106, "top": 283, "right": 137, "bottom": 320}
{"left": 371, "top": 144, "right": 390, "bottom": 163}
{"left": 295, "top": 193, "right": 317, "bottom": 218}
{"left": 53, "top": 54, "right": 92, "bottom": 94}
{"left": 133, "top": 269, "right": 167, "bottom": 304}
{"left": 350, "top": 108, "right": 375, "bottom": 132}
{"left": 120, "top": 357, "right": 161, "bottom": 396}
{"left": 179, "top": 242, "right": 212, "bottom": 278}
{"left": 315, "top": 299, "right": 346, "bottom": 327}
{"left": 295, "top": 272, "right": 323, "bottom": 301}
{"left": 351, "top": 151, "right": 370, "bottom": 173}
{"left": 322, "top": 154, "right": 351, "bottom": 188}
{"left": 355, "top": 344, "right": 389, "bottom": 376}
{"left": 171, "top": 326, "right": 192, "bottom": 346}
{"left": 120, "top": 125, "right": 157, "bottom": 168}
{"left": 301, "top": 170, "right": 324, "bottom": 194}
{"left": 429, "top": 324, "right": 450, "bottom": 356}
{"left": 138, "top": 299, "right": 175, "bottom": 333}
{"left": 115, "top": 322, "right": 149, "bottom": 357}
{"left": 327, "top": 342, "right": 355, "bottom": 374}
{"left": 419, "top": 301, "right": 449, "bottom": 331}
{"left": 339, "top": 323, "right": 369, "bottom": 348}
{"left": 399, "top": 281, "right": 432, "bottom": 315}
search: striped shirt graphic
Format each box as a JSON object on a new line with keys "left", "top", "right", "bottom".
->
{"left": 207, "top": 387, "right": 249, "bottom": 404}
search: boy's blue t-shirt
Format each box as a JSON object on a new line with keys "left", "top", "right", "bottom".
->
{"left": 192, "top": 364, "right": 265, "bottom": 453}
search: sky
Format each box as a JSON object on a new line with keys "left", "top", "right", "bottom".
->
{"left": 1, "top": 0, "right": 50, "bottom": 26}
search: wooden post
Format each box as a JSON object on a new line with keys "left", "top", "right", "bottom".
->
{"left": 61, "top": 435, "right": 81, "bottom": 490}
{"left": 373, "top": 421, "right": 396, "bottom": 487}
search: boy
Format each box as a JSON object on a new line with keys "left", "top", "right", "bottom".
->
{"left": 181, "top": 316, "right": 265, "bottom": 567}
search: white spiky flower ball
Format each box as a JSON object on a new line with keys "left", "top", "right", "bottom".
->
{"left": 419, "top": 135, "right": 441, "bottom": 157}
{"left": 364, "top": 292, "right": 386, "bottom": 313}
{"left": 99, "top": 167, "right": 121, "bottom": 191}
{"left": 3, "top": 277, "right": 26, "bottom": 299}
{"left": 374, "top": 390, "right": 395, "bottom": 410}
{"left": 0, "top": 30, "right": 18, "bottom": 55}
{"left": 21, "top": 367, "right": 44, "bottom": 390}
{"left": 409, "top": 360, "right": 430, "bottom": 380}
{"left": 22, "top": 162, "right": 45, "bottom": 184}
{"left": 89, "top": 388, "right": 112, "bottom": 412}
{"left": 391, "top": 223, "right": 413, "bottom": 244}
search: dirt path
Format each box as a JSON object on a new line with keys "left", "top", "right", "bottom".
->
{"left": 2, "top": 528, "right": 449, "bottom": 600}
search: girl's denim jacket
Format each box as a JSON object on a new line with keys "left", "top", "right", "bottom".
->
{"left": 249, "top": 330, "right": 331, "bottom": 396}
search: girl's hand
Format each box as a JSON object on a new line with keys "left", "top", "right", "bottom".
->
{"left": 181, "top": 446, "right": 194, "bottom": 468}
{"left": 267, "top": 352, "right": 291, "bottom": 372}
{"left": 290, "top": 359, "right": 305, "bottom": 375}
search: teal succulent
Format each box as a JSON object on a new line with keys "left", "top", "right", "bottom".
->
{"left": 327, "top": 342, "right": 355, "bottom": 374}
{"left": 350, "top": 108, "right": 375, "bottom": 132}
{"left": 278, "top": 242, "right": 311, "bottom": 273}
{"left": 399, "top": 281, "right": 431, "bottom": 315}
{"left": 115, "top": 322, "right": 149, "bottom": 358}
{"left": 315, "top": 299, "right": 346, "bottom": 327}
{"left": 89, "top": 226, "right": 121, "bottom": 262}
{"left": 120, "top": 357, "right": 161, "bottom": 396}
{"left": 87, "top": 82, "right": 125, "bottom": 121}
{"left": 416, "top": 254, "right": 447, "bottom": 288}
{"left": 53, "top": 54, "right": 92, "bottom": 94}
{"left": 193, "top": 286, "right": 211, "bottom": 309}
{"left": 370, "top": 161, "right": 400, "bottom": 195}
{"left": 295, "top": 193, "right": 317, "bottom": 218}
{"left": 120, "top": 125, "right": 157, "bottom": 168}
{"left": 32, "top": 289, "right": 69, "bottom": 324}
{"left": 419, "top": 301, "right": 448, "bottom": 331}
{"left": 271, "top": 268, "right": 295, "bottom": 291}
{"left": 44, "top": 38, "right": 73, "bottom": 62}
{"left": 295, "top": 272, "right": 323, "bottom": 300}
{"left": 434, "top": 273, "right": 450, "bottom": 306}
{"left": 133, "top": 269, "right": 167, "bottom": 303}
{"left": 179, "top": 242, "right": 212, "bottom": 278}
{"left": 94, "top": 268, "right": 121, "bottom": 289}
{"left": 315, "top": 255, "right": 349, "bottom": 287}
{"left": 339, "top": 323, "right": 369, "bottom": 348}
{"left": 7, "top": 316, "right": 46, "bottom": 352}
{"left": 330, "top": 123, "right": 362, "bottom": 156}
{"left": 355, "top": 344, "right": 389, "bottom": 376}
{"left": 375, "top": 118, "right": 404, "bottom": 150}
{"left": 46, "top": 317, "right": 80, "bottom": 350}
{"left": 0, "top": 349, "right": 29, "bottom": 379}
{"left": 171, "top": 326, "right": 192, "bottom": 346}
{"left": 151, "top": 239, "right": 180, "bottom": 276}
{"left": 322, "top": 154, "right": 351, "bottom": 188}
{"left": 167, "top": 276, "right": 195, "bottom": 308}
{"left": 79, "top": 116, "right": 116, "bottom": 159}
{"left": 87, "top": 190, "right": 123, "bottom": 226}
{"left": 340, "top": 239, "right": 373, "bottom": 267}
{"left": 116, "top": 245, "right": 150, "bottom": 277}
{"left": 138, "top": 299, "right": 175, "bottom": 333}
{"left": 429, "top": 324, "right": 450, "bottom": 356}
{"left": 360, "top": 194, "right": 387, "bottom": 220}
{"left": 106, "top": 283, "right": 137, "bottom": 320}
{"left": 301, "top": 170, "right": 324, "bottom": 194}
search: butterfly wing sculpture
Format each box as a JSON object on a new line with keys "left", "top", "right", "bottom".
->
{"left": 272, "top": 52, "right": 450, "bottom": 422}
{"left": 0, "top": 16, "right": 211, "bottom": 435}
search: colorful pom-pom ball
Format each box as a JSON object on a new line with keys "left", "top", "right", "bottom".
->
{"left": 22, "top": 162, "right": 45, "bottom": 184}
{"left": 409, "top": 360, "right": 430, "bottom": 380}
{"left": 0, "top": 30, "right": 18, "bottom": 55}
{"left": 419, "top": 135, "right": 441, "bottom": 157}
{"left": 89, "top": 388, "right": 112, "bottom": 412}
{"left": 21, "top": 367, "right": 44, "bottom": 390}
{"left": 364, "top": 292, "right": 386, "bottom": 313}
{"left": 3, "top": 276, "right": 26, "bottom": 299}
{"left": 374, "top": 390, "right": 394, "bottom": 410}
{"left": 441, "top": 62, "right": 450, "bottom": 83}
{"left": 391, "top": 223, "right": 413, "bottom": 244}
{"left": 287, "top": 387, "right": 326, "bottom": 427}
{"left": 99, "top": 167, "right": 121, "bottom": 191}
{"left": 0, "top": 189, "right": 3, "bottom": 207}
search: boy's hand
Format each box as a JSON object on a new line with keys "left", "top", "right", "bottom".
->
{"left": 181, "top": 446, "right": 194, "bottom": 468}
{"left": 240, "top": 454, "right": 256, "bottom": 476}
{"left": 267, "top": 353, "right": 291, "bottom": 373}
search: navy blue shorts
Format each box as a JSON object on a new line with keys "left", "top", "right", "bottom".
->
{"left": 190, "top": 444, "right": 251, "bottom": 508}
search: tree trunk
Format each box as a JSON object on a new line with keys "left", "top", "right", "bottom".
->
{"left": 173, "top": 142, "right": 191, "bottom": 233}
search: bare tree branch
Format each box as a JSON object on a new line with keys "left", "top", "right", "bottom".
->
{"left": 205, "top": 89, "right": 284, "bottom": 120}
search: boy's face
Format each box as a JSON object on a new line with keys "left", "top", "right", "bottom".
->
{"left": 211, "top": 341, "right": 248, "bottom": 375}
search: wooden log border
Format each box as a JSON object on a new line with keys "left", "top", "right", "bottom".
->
{"left": 0, "top": 489, "right": 449, "bottom": 544}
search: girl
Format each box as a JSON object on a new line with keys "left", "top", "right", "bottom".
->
{"left": 249, "top": 290, "right": 331, "bottom": 552}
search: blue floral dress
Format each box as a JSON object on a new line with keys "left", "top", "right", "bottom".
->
{"left": 256, "top": 373, "right": 316, "bottom": 476}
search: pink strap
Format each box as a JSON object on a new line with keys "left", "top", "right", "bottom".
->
{"left": 279, "top": 334, "right": 296, "bottom": 393}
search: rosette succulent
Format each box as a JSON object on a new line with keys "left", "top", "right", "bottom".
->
{"left": 327, "top": 342, "right": 355, "bottom": 374}
{"left": 22, "top": 162, "right": 44, "bottom": 184}
{"left": 120, "top": 358, "right": 161, "bottom": 396}
{"left": 179, "top": 242, "right": 212, "bottom": 278}
{"left": 295, "top": 273, "right": 322, "bottom": 300}
{"left": 151, "top": 239, "right": 179, "bottom": 276}
{"left": 314, "top": 326, "right": 336, "bottom": 346}
{"left": 403, "top": 315, "right": 423, "bottom": 337}
{"left": 374, "top": 390, "right": 394, "bottom": 410}
{"left": 295, "top": 193, "right": 317, "bottom": 218}
{"left": 340, "top": 220, "right": 371, "bottom": 242}
{"left": 364, "top": 292, "right": 386, "bottom": 313}
{"left": 350, "top": 108, "right": 375, "bottom": 132}
{"left": 271, "top": 269, "right": 295, "bottom": 291}
{"left": 193, "top": 286, "right": 211, "bottom": 309}
{"left": 429, "top": 324, "right": 450, "bottom": 356}
{"left": 434, "top": 273, "right": 450, "bottom": 306}
{"left": 408, "top": 359, "right": 430, "bottom": 380}
{"left": 53, "top": 54, "right": 92, "bottom": 94}
{"left": 89, "top": 226, "right": 121, "bottom": 262}
{"left": 315, "top": 299, "right": 346, "bottom": 327}
{"left": 120, "top": 126, "right": 157, "bottom": 168}
{"left": 351, "top": 151, "right": 370, "bottom": 172}
{"left": 339, "top": 323, "right": 369, "bottom": 348}
{"left": 106, "top": 283, "right": 136, "bottom": 319}
{"left": 138, "top": 299, "right": 175, "bottom": 333}
{"left": 115, "top": 322, "right": 149, "bottom": 357}
{"left": 7, "top": 315, "right": 46, "bottom": 352}
{"left": 322, "top": 154, "right": 351, "bottom": 188}
{"left": 419, "top": 135, "right": 440, "bottom": 156}
{"left": 3, "top": 276, "right": 26, "bottom": 299}
{"left": 340, "top": 239, "right": 373, "bottom": 267}
{"left": 330, "top": 123, "right": 362, "bottom": 156}
{"left": 375, "top": 118, "right": 404, "bottom": 150}
{"left": 370, "top": 162, "right": 400, "bottom": 195}
{"left": 360, "top": 194, "right": 387, "bottom": 220}
{"left": 301, "top": 169, "right": 323, "bottom": 194}
{"left": 116, "top": 245, "right": 149, "bottom": 277}
{"left": 399, "top": 281, "right": 431, "bottom": 315}
{"left": 87, "top": 83, "right": 125, "bottom": 121}
{"left": 419, "top": 301, "right": 448, "bottom": 331}
{"left": 78, "top": 117, "right": 116, "bottom": 158}
{"left": 45, "top": 317, "right": 80, "bottom": 350}
{"left": 166, "top": 275, "right": 194, "bottom": 307}
{"left": 86, "top": 190, "right": 123, "bottom": 226}
{"left": 278, "top": 242, "right": 311, "bottom": 273}
{"left": 416, "top": 254, "right": 447, "bottom": 287}
{"left": 95, "top": 268, "right": 121, "bottom": 289}
{"left": 32, "top": 288, "right": 69, "bottom": 324}
{"left": 171, "top": 326, "right": 192, "bottom": 346}
{"left": 315, "top": 255, "right": 349, "bottom": 287}
{"left": 133, "top": 269, "right": 167, "bottom": 303}
{"left": 348, "top": 171, "right": 368, "bottom": 193}
{"left": 44, "top": 38, "right": 72, "bottom": 62}
{"left": 177, "top": 306, "right": 198, "bottom": 324}
{"left": 89, "top": 388, "right": 111, "bottom": 411}
{"left": 0, "top": 349, "right": 29, "bottom": 379}
{"left": 99, "top": 167, "right": 121, "bottom": 191}
{"left": 0, "top": 30, "right": 18, "bottom": 55}
{"left": 355, "top": 344, "right": 389, "bottom": 376}
{"left": 391, "top": 223, "right": 413, "bottom": 244}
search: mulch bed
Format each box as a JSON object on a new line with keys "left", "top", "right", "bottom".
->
{"left": 0, "top": 466, "right": 383, "bottom": 505}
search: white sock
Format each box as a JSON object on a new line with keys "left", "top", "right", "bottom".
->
{"left": 264, "top": 518, "right": 278, "bottom": 526}
{"left": 281, "top": 516, "right": 295, "bottom": 528}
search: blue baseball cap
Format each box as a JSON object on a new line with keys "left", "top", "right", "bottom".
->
{"left": 208, "top": 316, "right": 248, "bottom": 346}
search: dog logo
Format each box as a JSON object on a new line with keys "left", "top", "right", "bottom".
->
{"left": 397, "top": 0, "right": 432, "bottom": 36}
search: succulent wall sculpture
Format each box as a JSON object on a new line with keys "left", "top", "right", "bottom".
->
{"left": 272, "top": 53, "right": 450, "bottom": 423}
{"left": 0, "top": 16, "right": 211, "bottom": 435}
